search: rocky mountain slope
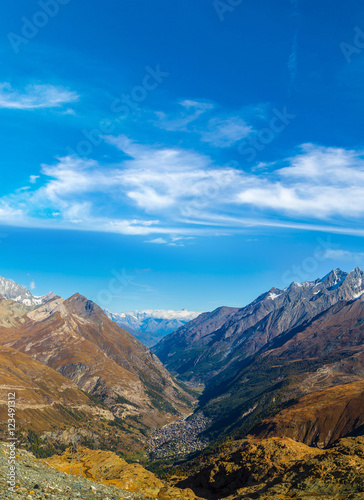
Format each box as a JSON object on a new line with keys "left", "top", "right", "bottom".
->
{"left": 175, "top": 436, "right": 364, "bottom": 499}
{"left": 154, "top": 267, "right": 364, "bottom": 385}
{"left": 0, "top": 297, "right": 30, "bottom": 327}
{"left": 0, "top": 345, "right": 112, "bottom": 435}
{"left": 252, "top": 379, "right": 364, "bottom": 447}
{"left": 0, "top": 275, "right": 55, "bottom": 307}
{"left": 197, "top": 294, "right": 364, "bottom": 442}
{"left": 0, "top": 287, "right": 195, "bottom": 457}
{"left": 0, "top": 344, "right": 137, "bottom": 458}
{"left": 0, "top": 442, "right": 202, "bottom": 499}
{"left": 105, "top": 309, "right": 201, "bottom": 347}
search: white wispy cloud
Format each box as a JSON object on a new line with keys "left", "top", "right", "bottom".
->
{"left": 155, "top": 100, "right": 215, "bottom": 131}
{"left": 146, "top": 237, "right": 168, "bottom": 244}
{"left": 0, "top": 204, "right": 27, "bottom": 225}
{"left": 200, "top": 116, "right": 253, "bottom": 147}
{"left": 106, "top": 135, "right": 239, "bottom": 212}
{"left": 2, "top": 139, "right": 364, "bottom": 239}
{"left": 145, "top": 235, "right": 191, "bottom": 246}
{"left": 0, "top": 146, "right": 215, "bottom": 236}
{"left": 322, "top": 249, "right": 364, "bottom": 261}
{"left": 0, "top": 83, "right": 79, "bottom": 110}
{"left": 154, "top": 100, "right": 255, "bottom": 148}
{"left": 237, "top": 144, "right": 364, "bottom": 218}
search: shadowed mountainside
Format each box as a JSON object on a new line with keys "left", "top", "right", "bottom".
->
{"left": 198, "top": 296, "right": 364, "bottom": 443}
{"left": 154, "top": 268, "right": 364, "bottom": 385}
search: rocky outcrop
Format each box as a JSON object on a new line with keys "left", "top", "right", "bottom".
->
{"left": 45, "top": 446, "right": 202, "bottom": 499}
{"left": 0, "top": 296, "right": 29, "bottom": 327}
{"left": 0, "top": 442, "right": 203, "bottom": 499}
{"left": 176, "top": 436, "right": 364, "bottom": 499}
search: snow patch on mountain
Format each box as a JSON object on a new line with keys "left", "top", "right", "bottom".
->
{"left": 116, "top": 309, "right": 200, "bottom": 322}
{"left": 0, "top": 276, "right": 55, "bottom": 307}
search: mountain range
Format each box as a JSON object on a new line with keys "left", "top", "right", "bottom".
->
{"left": 105, "top": 309, "right": 201, "bottom": 347}
{"left": 1, "top": 269, "right": 364, "bottom": 499}
{"left": 153, "top": 267, "right": 364, "bottom": 384}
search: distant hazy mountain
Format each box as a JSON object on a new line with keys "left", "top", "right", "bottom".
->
{"left": 0, "top": 275, "right": 55, "bottom": 307}
{"left": 105, "top": 309, "right": 202, "bottom": 347}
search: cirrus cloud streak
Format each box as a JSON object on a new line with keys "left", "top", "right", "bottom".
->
{"left": 1, "top": 139, "right": 364, "bottom": 240}
{"left": 0, "top": 83, "right": 79, "bottom": 110}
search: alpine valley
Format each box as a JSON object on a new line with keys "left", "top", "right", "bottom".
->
{"left": 1, "top": 269, "right": 364, "bottom": 499}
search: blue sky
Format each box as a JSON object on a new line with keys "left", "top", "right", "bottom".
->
{"left": 1, "top": 0, "right": 364, "bottom": 312}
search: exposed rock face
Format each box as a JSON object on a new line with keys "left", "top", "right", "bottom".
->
{"left": 153, "top": 268, "right": 364, "bottom": 384}
{"left": 0, "top": 275, "right": 55, "bottom": 307}
{"left": 177, "top": 436, "right": 364, "bottom": 499}
{"left": 0, "top": 297, "right": 29, "bottom": 327}
{"left": 153, "top": 306, "right": 239, "bottom": 380}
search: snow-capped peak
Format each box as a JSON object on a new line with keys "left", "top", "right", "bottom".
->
{"left": 263, "top": 268, "right": 364, "bottom": 306}
{"left": 104, "top": 308, "right": 203, "bottom": 346}
{"left": 0, "top": 275, "right": 54, "bottom": 307}
{"left": 118, "top": 309, "right": 201, "bottom": 321}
